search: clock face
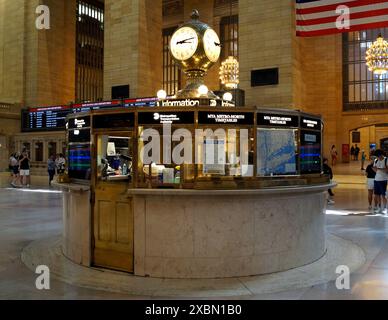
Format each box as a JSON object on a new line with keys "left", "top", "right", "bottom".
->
{"left": 203, "top": 29, "right": 221, "bottom": 63}
{"left": 170, "top": 27, "right": 199, "bottom": 61}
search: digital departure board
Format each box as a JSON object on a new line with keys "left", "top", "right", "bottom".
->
{"left": 72, "top": 100, "right": 122, "bottom": 113}
{"left": 22, "top": 105, "right": 72, "bottom": 132}
{"left": 21, "top": 98, "right": 158, "bottom": 132}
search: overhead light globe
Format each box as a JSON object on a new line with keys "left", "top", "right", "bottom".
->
{"left": 157, "top": 89, "right": 167, "bottom": 100}
{"left": 198, "top": 85, "right": 209, "bottom": 96}
{"left": 223, "top": 92, "right": 233, "bottom": 101}
{"left": 366, "top": 34, "right": 388, "bottom": 75}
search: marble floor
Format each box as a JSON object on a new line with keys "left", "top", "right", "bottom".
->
{"left": 1, "top": 163, "right": 388, "bottom": 299}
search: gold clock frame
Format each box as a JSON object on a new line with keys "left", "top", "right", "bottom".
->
{"left": 169, "top": 10, "right": 221, "bottom": 99}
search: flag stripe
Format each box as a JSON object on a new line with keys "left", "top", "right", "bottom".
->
{"left": 296, "top": 2, "right": 388, "bottom": 20}
{"left": 296, "top": 0, "right": 388, "bottom": 37}
{"left": 296, "top": 20, "right": 388, "bottom": 37}
{"left": 296, "top": 0, "right": 356, "bottom": 10}
{"left": 297, "top": 8, "right": 388, "bottom": 26}
{"left": 296, "top": 0, "right": 387, "bottom": 15}
{"left": 297, "top": 15, "right": 388, "bottom": 32}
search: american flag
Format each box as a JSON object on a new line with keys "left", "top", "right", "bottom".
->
{"left": 296, "top": 0, "right": 388, "bottom": 37}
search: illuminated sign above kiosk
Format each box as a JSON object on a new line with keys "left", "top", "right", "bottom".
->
{"left": 198, "top": 112, "right": 254, "bottom": 125}
{"left": 68, "top": 116, "right": 91, "bottom": 129}
{"left": 138, "top": 111, "right": 195, "bottom": 125}
{"left": 257, "top": 113, "right": 299, "bottom": 128}
{"left": 300, "top": 116, "right": 321, "bottom": 130}
{"left": 156, "top": 99, "right": 235, "bottom": 108}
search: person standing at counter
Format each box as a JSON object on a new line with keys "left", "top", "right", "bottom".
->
{"left": 373, "top": 150, "right": 388, "bottom": 214}
{"left": 366, "top": 157, "right": 377, "bottom": 210}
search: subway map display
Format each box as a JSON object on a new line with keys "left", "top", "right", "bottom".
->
{"left": 257, "top": 129, "right": 297, "bottom": 176}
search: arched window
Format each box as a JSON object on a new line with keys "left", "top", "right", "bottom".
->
{"left": 343, "top": 29, "right": 388, "bottom": 111}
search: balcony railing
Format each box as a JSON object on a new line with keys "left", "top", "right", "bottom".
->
{"left": 344, "top": 102, "right": 388, "bottom": 112}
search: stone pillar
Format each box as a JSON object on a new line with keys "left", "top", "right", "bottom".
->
{"left": 104, "top": 0, "right": 163, "bottom": 99}
{"left": 239, "top": 0, "right": 296, "bottom": 108}
{"left": 43, "top": 141, "right": 48, "bottom": 162}
{"left": 0, "top": 0, "right": 76, "bottom": 107}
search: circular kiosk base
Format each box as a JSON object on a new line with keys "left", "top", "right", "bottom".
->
{"left": 21, "top": 234, "right": 365, "bottom": 297}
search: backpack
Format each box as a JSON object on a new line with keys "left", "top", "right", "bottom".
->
{"left": 374, "top": 158, "right": 388, "bottom": 168}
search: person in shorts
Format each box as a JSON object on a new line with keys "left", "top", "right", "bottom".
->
{"left": 373, "top": 150, "right": 388, "bottom": 214}
{"left": 9, "top": 153, "right": 20, "bottom": 187}
{"left": 19, "top": 150, "right": 31, "bottom": 188}
{"left": 366, "top": 157, "right": 376, "bottom": 210}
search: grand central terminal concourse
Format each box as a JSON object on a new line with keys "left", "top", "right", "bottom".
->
{"left": 2, "top": 0, "right": 388, "bottom": 309}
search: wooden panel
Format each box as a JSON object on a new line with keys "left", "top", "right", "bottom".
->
{"left": 116, "top": 201, "right": 133, "bottom": 244}
{"left": 93, "top": 183, "right": 134, "bottom": 273}
{"left": 97, "top": 200, "right": 114, "bottom": 241}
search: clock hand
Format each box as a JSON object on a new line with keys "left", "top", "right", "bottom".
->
{"left": 177, "top": 37, "right": 195, "bottom": 44}
{"left": 214, "top": 42, "right": 221, "bottom": 47}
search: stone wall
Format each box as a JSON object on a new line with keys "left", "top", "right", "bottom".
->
{"left": 0, "top": 0, "right": 76, "bottom": 107}
{"left": 104, "top": 0, "right": 163, "bottom": 99}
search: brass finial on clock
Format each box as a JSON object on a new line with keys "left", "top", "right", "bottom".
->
{"left": 169, "top": 10, "right": 221, "bottom": 99}
{"left": 190, "top": 9, "right": 199, "bottom": 20}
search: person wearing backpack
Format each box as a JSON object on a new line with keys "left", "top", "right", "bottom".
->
{"left": 373, "top": 150, "right": 388, "bottom": 214}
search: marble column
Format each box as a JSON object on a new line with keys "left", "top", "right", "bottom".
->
{"left": 104, "top": 0, "right": 163, "bottom": 99}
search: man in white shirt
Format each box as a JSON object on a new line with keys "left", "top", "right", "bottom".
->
{"left": 373, "top": 150, "right": 388, "bottom": 214}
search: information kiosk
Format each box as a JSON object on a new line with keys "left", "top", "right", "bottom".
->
{"left": 57, "top": 10, "right": 333, "bottom": 279}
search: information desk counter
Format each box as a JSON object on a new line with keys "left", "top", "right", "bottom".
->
{"left": 59, "top": 106, "right": 333, "bottom": 278}
{"left": 58, "top": 182, "right": 334, "bottom": 278}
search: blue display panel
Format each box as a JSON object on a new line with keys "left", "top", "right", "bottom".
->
{"left": 300, "top": 130, "right": 321, "bottom": 174}
{"left": 68, "top": 144, "right": 92, "bottom": 180}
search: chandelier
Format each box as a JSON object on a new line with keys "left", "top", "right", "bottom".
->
{"left": 219, "top": 56, "right": 239, "bottom": 89}
{"left": 366, "top": 34, "right": 388, "bottom": 75}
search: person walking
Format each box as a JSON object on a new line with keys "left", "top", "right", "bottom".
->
{"left": 331, "top": 145, "right": 338, "bottom": 166}
{"left": 19, "top": 149, "right": 31, "bottom": 188}
{"left": 355, "top": 144, "right": 360, "bottom": 161}
{"left": 361, "top": 150, "right": 366, "bottom": 170}
{"left": 350, "top": 145, "right": 355, "bottom": 161}
{"left": 323, "top": 158, "right": 335, "bottom": 205}
{"left": 373, "top": 150, "right": 388, "bottom": 214}
{"left": 366, "top": 157, "right": 377, "bottom": 210}
{"left": 47, "top": 155, "right": 56, "bottom": 186}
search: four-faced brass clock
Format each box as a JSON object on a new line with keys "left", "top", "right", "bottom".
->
{"left": 169, "top": 10, "right": 221, "bottom": 99}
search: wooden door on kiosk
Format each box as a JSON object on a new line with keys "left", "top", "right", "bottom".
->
{"left": 92, "top": 133, "right": 134, "bottom": 272}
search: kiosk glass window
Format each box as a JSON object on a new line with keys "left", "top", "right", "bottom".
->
{"left": 96, "top": 135, "right": 133, "bottom": 182}
{"left": 196, "top": 128, "right": 254, "bottom": 178}
{"left": 257, "top": 128, "right": 298, "bottom": 176}
{"left": 137, "top": 126, "right": 195, "bottom": 187}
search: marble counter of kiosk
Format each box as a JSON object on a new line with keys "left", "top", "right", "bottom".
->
{"left": 59, "top": 181, "right": 334, "bottom": 279}
{"left": 53, "top": 182, "right": 91, "bottom": 268}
